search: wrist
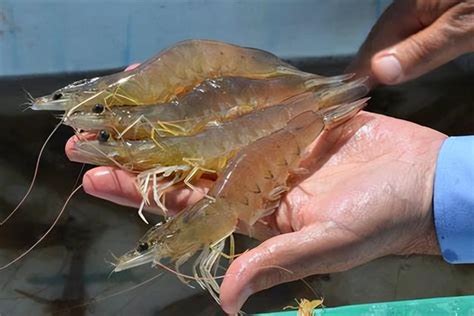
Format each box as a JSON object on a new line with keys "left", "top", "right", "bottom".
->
{"left": 402, "top": 134, "right": 447, "bottom": 256}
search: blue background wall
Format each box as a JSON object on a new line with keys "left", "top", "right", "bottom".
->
{"left": 0, "top": 0, "right": 390, "bottom": 76}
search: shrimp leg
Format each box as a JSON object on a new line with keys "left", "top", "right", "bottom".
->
{"left": 136, "top": 165, "right": 191, "bottom": 214}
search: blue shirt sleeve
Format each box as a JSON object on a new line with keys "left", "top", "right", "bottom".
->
{"left": 434, "top": 136, "right": 474, "bottom": 264}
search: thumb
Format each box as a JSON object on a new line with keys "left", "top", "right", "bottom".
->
{"left": 372, "top": 2, "right": 474, "bottom": 85}
{"left": 219, "top": 223, "right": 370, "bottom": 314}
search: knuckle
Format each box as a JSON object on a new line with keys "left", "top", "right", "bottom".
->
{"left": 403, "top": 36, "right": 435, "bottom": 64}
{"left": 448, "top": 3, "right": 474, "bottom": 29}
{"left": 444, "top": 2, "right": 474, "bottom": 50}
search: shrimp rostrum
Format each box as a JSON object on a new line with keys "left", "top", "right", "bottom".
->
{"left": 32, "top": 39, "right": 319, "bottom": 114}
{"left": 112, "top": 97, "right": 369, "bottom": 305}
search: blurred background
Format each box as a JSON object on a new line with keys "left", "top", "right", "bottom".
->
{"left": 0, "top": 0, "right": 473, "bottom": 315}
{"left": 0, "top": 0, "right": 391, "bottom": 76}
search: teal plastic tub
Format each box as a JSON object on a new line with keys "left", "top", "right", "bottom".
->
{"left": 256, "top": 295, "right": 474, "bottom": 315}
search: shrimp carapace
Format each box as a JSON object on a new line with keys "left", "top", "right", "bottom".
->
{"left": 33, "top": 40, "right": 319, "bottom": 113}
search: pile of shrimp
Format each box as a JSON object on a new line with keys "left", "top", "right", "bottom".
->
{"left": 24, "top": 39, "right": 369, "bottom": 311}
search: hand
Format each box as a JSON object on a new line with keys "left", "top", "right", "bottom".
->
{"left": 348, "top": 0, "right": 474, "bottom": 86}
{"left": 218, "top": 112, "right": 446, "bottom": 314}
{"left": 68, "top": 112, "right": 447, "bottom": 314}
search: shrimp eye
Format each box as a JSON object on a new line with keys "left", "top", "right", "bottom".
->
{"left": 137, "top": 242, "right": 149, "bottom": 252}
{"left": 92, "top": 104, "right": 104, "bottom": 113}
{"left": 98, "top": 130, "right": 110, "bottom": 142}
{"left": 52, "top": 93, "right": 63, "bottom": 100}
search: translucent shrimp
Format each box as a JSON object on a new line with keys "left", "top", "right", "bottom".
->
{"left": 68, "top": 79, "right": 368, "bottom": 207}
{"left": 63, "top": 74, "right": 352, "bottom": 138}
{"left": 32, "top": 40, "right": 317, "bottom": 113}
{"left": 69, "top": 78, "right": 368, "bottom": 172}
{"left": 284, "top": 298, "right": 324, "bottom": 316}
{"left": 112, "top": 98, "right": 369, "bottom": 304}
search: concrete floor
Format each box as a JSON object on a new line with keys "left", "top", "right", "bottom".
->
{"left": 0, "top": 57, "right": 473, "bottom": 315}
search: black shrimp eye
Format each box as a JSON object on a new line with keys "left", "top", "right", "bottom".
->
{"left": 98, "top": 130, "right": 110, "bottom": 142}
{"left": 52, "top": 93, "right": 63, "bottom": 100}
{"left": 92, "top": 104, "right": 104, "bottom": 113}
{"left": 137, "top": 242, "right": 149, "bottom": 252}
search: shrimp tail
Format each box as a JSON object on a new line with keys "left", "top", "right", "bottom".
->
{"left": 303, "top": 73, "right": 354, "bottom": 89}
{"left": 322, "top": 97, "right": 370, "bottom": 130}
{"left": 314, "top": 76, "right": 370, "bottom": 111}
{"left": 338, "top": 76, "right": 370, "bottom": 99}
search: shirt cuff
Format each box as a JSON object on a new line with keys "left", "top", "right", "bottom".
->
{"left": 434, "top": 136, "right": 474, "bottom": 264}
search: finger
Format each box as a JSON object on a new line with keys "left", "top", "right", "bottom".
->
{"left": 220, "top": 222, "right": 376, "bottom": 314}
{"left": 372, "top": 2, "right": 474, "bottom": 84}
{"left": 65, "top": 133, "right": 97, "bottom": 161}
{"left": 82, "top": 166, "right": 213, "bottom": 215}
{"left": 83, "top": 166, "right": 155, "bottom": 210}
{"left": 347, "top": 0, "right": 461, "bottom": 86}
{"left": 347, "top": 0, "right": 424, "bottom": 86}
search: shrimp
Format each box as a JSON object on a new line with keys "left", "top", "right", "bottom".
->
{"left": 284, "top": 298, "right": 324, "bottom": 316}
{"left": 63, "top": 74, "right": 352, "bottom": 138}
{"left": 68, "top": 79, "right": 368, "bottom": 209}
{"left": 32, "top": 40, "right": 317, "bottom": 113}
{"left": 112, "top": 98, "right": 369, "bottom": 304}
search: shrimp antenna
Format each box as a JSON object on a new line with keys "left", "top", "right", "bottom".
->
{"left": 21, "top": 87, "right": 35, "bottom": 111}
{"left": 71, "top": 163, "right": 86, "bottom": 190}
{"left": 32, "top": 272, "right": 163, "bottom": 315}
{"left": 257, "top": 264, "right": 321, "bottom": 298}
{"left": 0, "top": 184, "right": 83, "bottom": 271}
{"left": 0, "top": 120, "right": 63, "bottom": 226}
{"left": 153, "top": 260, "right": 225, "bottom": 282}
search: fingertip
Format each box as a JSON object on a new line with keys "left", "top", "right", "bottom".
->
{"left": 81, "top": 167, "right": 140, "bottom": 208}
{"left": 82, "top": 167, "right": 118, "bottom": 198}
{"left": 220, "top": 232, "right": 303, "bottom": 313}
{"left": 372, "top": 52, "right": 403, "bottom": 85}
{"left": 65, "top": 136, "right": 77, "bottom": 160}
{"left": 65, "top": 132, "right": 97, "bottom": 161}
{"left": 220, "top": 259, "right": 254, "bottom": 314}
{"left": 82, "top": 169, "right": 94, "bottom": 195}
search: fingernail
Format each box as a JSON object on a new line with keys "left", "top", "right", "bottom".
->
{"left": 373, "top": 54, "right": 402, "bottom": 84}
